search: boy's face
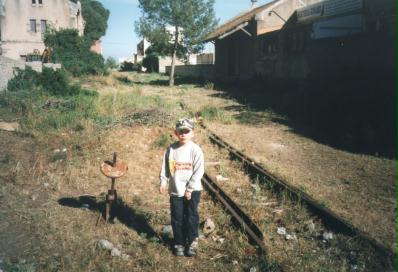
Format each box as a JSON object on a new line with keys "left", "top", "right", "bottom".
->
{"left": 175, "top": 128, "right": 194, "bottom": 144}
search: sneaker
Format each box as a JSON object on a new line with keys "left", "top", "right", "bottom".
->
{"left": 186, "top": 239, "right": 198, "bottom": 257}
{"left": 174, "top": 245, "right": 185, "bottom": 257}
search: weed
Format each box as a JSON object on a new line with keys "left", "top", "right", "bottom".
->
{"left": 319, "top": 200, "right": 328, "bottom": 207}
{"left": 298, "top": 185, "right": 307, "bottom": 192}
{"left": 149, "top": 236, "right": 160, "bottom": 244}
{"left": 203, "top": 80, "right": 214, "bottom": 90}
{"left": 215, "top": 164, "right": 228, "bottom": 177}
{"left": 178, "top": 85, "right": 189, "bottom": 93}
{"left": 116, "top": 76, "right": 133, "bottom": 85}
{"left": 153, "top": 133, "right": 173, "bottom": 149}
{"left": 199, "top": 105, "right": 232, "bottom": 124}
{"left": 0, "top": 183, "right": 6, "bottom": 198}
{"left": 1, "top": 153, "right": 12, "bottom": 164}
{"left": 215, "top": 209, "right": 232, "bottom": 228}
{"left": 51, "top": 152, "right": 67, "bottom": 162}
{"left": 0, "top": 260, "right": 36, "bottom": 272}
{"left": 341, "top": 179, "right": 352, "bottom": 185}
{"left": 200, "top": 106, "right": 221, "bottom": 120}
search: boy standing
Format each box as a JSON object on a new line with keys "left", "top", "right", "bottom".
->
{"left": 159, "top": 118, "right": 204, "bottom": 257}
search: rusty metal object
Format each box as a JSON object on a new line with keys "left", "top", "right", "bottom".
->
{"left": 202, "top": 173, "right": 267, "bottom": 253}
{"left": 101, "top": 160, "right": 128, "bottom": 178}
{"left": 98, "top": 153, "right": 128, "bottom": 224}
{"left": 201, "top": 123, "right": 396, "bottom": 259}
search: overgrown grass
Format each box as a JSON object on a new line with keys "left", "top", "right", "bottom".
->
{"left": 203, "top": 80, "right": 214, "bottom": 90}
{"left": 199, "top": 106, "right": 232, "bottom": 124}
{"left": 152, "top": 133, "right": 173, "bottom": 149}
{"left": 0, "top": 69, "right": 175, "bottom": 135}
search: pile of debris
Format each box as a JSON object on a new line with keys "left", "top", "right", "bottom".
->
{"left": 122, "top": 108, "right": 175, "bottom": 127}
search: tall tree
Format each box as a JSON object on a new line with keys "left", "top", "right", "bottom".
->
{"left": 135, "top": 0, "right": 218, "bottom": 86}
{"left": 81, "top": 0, "right": 110, "bottom": 43}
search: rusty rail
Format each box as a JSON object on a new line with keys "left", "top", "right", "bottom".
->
{"left": 202, "top": 173, "right": 267, "bottom": 253}
{"left": 201, "top": 124, "right": 396, "bottom": 259}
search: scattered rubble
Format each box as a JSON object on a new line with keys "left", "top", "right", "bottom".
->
{"left": 122, "top": 109, "right": 174, "bottom": 127}
{"left": 212, "top": 235, "right": 225, "bottom": 244}
{"left": 96, "top": 239, "right": 114, "bottom": 251}
{"left": 111, "top": 248, "right": 122, "bottom": 257}
{"left": 277, "top": 227, "right": 297, "bottom": 241}
{"left": 285, "top": 234, "right": 297, "bottom": 240}
{"left": 161, "top": 225, "right": 173, "bottom": 237}
{"left": 210, "top": 253, "right": 227, "bottom": 260}
{"left": 96, "top": 239, "right": 130, "bottom": 259}
{"left": 322, "top": 231, "right": 334, "bottom": 240}
{"left": 215, "top": 174, "right": 229, "bottom": 182}
{"left": 198, "top": 230, "right": 205, "bottom": 239}
{"left": 54, "top": 148, "right": 67, "bottom": 153}
{"left": 277, "top": 227, "right": 287, "bottom": 236}
{"left": 202, "top": 218, "right": 216, "bottom": 235}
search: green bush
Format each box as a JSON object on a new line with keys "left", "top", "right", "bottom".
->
{"left": 7, "top": 67, "right": 88, "bottom": 97}
{"left": 44, "top": 29, "right": 106, "bottom": 76}
{"left": 7, "top": 67, "right": 39, "bottom": 92}
{"left": 120, "top": 61, "right": 141, "bottom": 72}
{"left": 2, "top": 66, "right": 101, "bottom": 132}
{"left": 105, "top": 57, "right": 119, "bottom": 70}
{"left": 142, "top": 54, "right": 159, "bottom": 73}
{"left": 40, "top": 68, "right": 81, "bottom": 96}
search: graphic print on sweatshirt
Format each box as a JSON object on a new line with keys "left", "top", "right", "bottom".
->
{"left": 169, "top": 160, "right": 192, "bottom": 176}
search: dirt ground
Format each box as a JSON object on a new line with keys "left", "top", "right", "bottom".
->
{"left": 136, "top": 73, "right": 397, "bottom": 254}
{"left": 0, "top": 72, "right": 396, "bottom": 271}
{"left": 204, "top": 122, "right": 397, "bottom": 252}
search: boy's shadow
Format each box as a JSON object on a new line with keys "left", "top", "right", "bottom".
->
{"left": 58, "top": 195, "right": 173, "bottom": 250}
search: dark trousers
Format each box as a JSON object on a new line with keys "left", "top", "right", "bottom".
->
{"left": 170, "top": 191, "right": 201, "bottom": 246}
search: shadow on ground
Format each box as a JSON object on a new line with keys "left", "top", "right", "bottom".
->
{"left": 58, "top": 195, "right": 173, "bottom": 249}
{"left": 211, "top": 76, "right": 397, "bottom": 158}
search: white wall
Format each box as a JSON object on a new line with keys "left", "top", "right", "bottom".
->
{"left": 0, "top": 0, "right": 84, "bottom": 60}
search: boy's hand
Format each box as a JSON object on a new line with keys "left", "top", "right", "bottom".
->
{"left": 159, "top": 185, "right": 166, "bottom": 194}
{"left": 184, "top": 191, "right": 192, "bottom": 200}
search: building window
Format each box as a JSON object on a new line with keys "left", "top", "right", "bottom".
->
{"left": 38, "top": 0, "right": 43, "bottom": 4}
{"left": 30, "top": 19, "right": 37, "bottom": 32}
{"left": 41, "top": 20, "right": 47, "bottom": 33}
{"left": 32, "top": 0, "right": 36, "bottom": 4}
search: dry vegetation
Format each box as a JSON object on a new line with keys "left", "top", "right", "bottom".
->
{"left": 0, "top": 72, "right": 396, "bottom": 271}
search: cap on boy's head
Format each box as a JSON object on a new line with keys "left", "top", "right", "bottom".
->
{"left": 176, "top": 118, "right": 194, "bottom": 131}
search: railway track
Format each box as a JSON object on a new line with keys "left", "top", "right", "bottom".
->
{"left": 202, "top": 172, "right": 267, "bottom": 253}
{"left": 199, "top": 123, "right": 396, "bottom": 262}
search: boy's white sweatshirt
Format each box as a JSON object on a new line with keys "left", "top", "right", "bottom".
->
{"left": 159, "top": 141, "right": 204, "bottom": 197}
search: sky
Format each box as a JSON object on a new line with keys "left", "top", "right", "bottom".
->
{"left": 97, "top": 0, "right": 272, "bottom": 62}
